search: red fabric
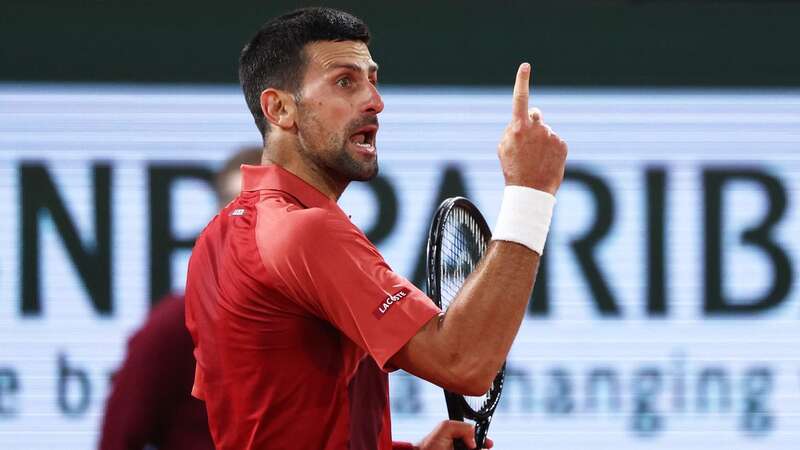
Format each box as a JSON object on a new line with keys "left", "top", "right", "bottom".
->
{"left": 185, "top": 164, "right": 440, "bottom": 450}
{"left": 99, "top": 295, "right": 214, "bottom": 450}
{"left": 392, "top": 442, "right": 416, "bottom": 450}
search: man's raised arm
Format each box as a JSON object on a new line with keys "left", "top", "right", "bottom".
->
{"left": 389, "top": 63, "right": 568, "bottom": 395}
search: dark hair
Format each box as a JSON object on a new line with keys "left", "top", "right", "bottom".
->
{"left": 239, "top": 7, "right": 371, "bottom": 138}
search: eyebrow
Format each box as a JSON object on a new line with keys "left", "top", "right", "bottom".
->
{"left": 328, "top": 62, "right": 379, "bottom": 74}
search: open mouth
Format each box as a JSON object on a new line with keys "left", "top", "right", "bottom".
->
{"left": 349, "top": 125, "right": 378, "bottom": 154}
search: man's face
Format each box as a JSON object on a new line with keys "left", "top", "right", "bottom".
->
{"left": 293, "top": 40, "right": 383, "bottom": 182}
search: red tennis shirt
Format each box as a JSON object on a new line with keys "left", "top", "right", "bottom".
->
{"left": 185, "top": 164, "right": 440, "bottom": 450}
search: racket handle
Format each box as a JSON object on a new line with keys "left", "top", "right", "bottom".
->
{"left": 453, "top": 438, "right": 468, "bottom": 450}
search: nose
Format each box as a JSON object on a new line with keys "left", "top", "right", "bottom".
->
{"left": 363, "top": 82, "right": 384, "bottom": 115}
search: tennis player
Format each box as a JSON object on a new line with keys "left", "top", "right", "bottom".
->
{"left": 185, "top": 7, "right": 566, "bottom": 450}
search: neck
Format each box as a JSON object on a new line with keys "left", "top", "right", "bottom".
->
{"left": 262, "top": 136, "right": 348, "bottom": 201}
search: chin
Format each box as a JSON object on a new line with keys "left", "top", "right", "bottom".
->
{"left": 340, "top": 156, "right": 378, "bottom": 182}
{"left": 331, "top": 148, "right": 378, "bottom": 182}
{"left": 350, "top": 164, "right": 378, "bottom": 182}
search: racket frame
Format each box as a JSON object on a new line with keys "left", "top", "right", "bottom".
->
{"left": 425, "top": 196, "right": 506, "bottom": 448}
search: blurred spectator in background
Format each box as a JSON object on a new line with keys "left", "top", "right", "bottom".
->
{"left": 98, "top": 147, "right": 262, "bottom": 450}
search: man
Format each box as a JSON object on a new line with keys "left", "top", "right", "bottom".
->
{"left": 99, "top": 148, "right": 261, "bottom": 450}
{"left": 185, "top": 7, "right": 566, "bottom": 450}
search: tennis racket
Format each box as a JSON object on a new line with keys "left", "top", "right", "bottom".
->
{"left": 426, "top": 197, "right": 505, "bottom": 450}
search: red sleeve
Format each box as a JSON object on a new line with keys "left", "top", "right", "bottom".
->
{"left": 257, "top": 207, "right": 441, "bottom": 370}
{"left": 392, "top": 441, "right": 416, "bottom": 450}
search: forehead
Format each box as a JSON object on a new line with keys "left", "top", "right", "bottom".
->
{"left": 304, "top": 40, "right": 376, "bottom": 71}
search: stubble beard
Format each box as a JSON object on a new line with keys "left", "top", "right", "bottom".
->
{"left": 295, "top": 104, "right": 379, "bottom": 183}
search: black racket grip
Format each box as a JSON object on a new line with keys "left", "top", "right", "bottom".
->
{"left": 453, "top": 438, "right": 468, "bottom": 450}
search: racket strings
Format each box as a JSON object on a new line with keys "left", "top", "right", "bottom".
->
{"left": 438, "top": 205, "right": 498, "bottom": 414}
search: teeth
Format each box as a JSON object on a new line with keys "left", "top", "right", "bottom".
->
{"left": 349, "top": 131, "right": 375, "bottom": 151}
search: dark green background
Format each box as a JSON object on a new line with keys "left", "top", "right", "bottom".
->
{"left": 2, "top": 0, "right": 798, "bottom": 86}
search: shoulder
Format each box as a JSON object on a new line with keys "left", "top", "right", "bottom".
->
{"left": 290, "top": 207, "right": 355, "bottom": 236}
{"left": 147, "top": 294, "right": 187, "bottom": 329}
{"left": 257, "top": 205, "right": 361, "bottom": 249}
{"left": 134, "top": 295, "right": 189, "bottom": 343}
{"left": 123, "top": 295, "right": 192, "bottom": 364}
{"left": 255, "top": 205, "right": 382, "bottom": 277}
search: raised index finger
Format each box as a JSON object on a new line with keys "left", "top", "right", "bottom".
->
{"left": 512, "top": 62, "right": 531, "bottom": 120}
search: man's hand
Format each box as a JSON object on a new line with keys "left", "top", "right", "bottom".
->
{"left": 416, "top": 420, "right": 494, "bottom": 450}
{"left": 497, "top": 62, "right": 567, "bottom": 195}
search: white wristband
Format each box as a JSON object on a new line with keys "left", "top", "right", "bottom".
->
{"left": 492, "top": 185, "right": 556, "bottom": 255}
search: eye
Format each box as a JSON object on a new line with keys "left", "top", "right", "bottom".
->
{"left": 336, "top": 77, "right": 352, "bottom": 88}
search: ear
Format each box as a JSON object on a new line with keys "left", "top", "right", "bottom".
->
{"left": 260, "top": 88, "right": 297, "bottom": 131}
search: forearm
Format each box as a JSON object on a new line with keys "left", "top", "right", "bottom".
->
{"left": 435, "top": 241, "right": 539, "bottom": 386}
{"left": 391, "top": 241, "right": 540, "bottom": 395}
